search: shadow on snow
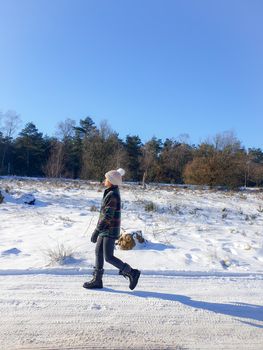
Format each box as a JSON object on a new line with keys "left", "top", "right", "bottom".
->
{"left": 101, "top": 288, "right": 263, "bottom": 327}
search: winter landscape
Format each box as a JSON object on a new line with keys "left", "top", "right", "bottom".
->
{"left": 0, "top": 177, "right": 262, "bottom": 349}
{"left": 1, "top": 0, "right": 263, "bottom": 348}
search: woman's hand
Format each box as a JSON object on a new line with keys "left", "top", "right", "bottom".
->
{"left": 91, "top": 230, "right": 99, "bottom": 243}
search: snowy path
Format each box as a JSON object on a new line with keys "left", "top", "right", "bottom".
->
{"left": 0, "top": 273, "right": 262, "bottom": 350}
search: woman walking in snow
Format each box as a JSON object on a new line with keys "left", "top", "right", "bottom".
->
{"left": 83, "top": 168, "right": 141, "bottom": 290}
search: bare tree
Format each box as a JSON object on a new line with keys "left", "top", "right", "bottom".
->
{"left": 0, "top": 110, "right": 22, "bottom": 173}
{"left": 205, "top": 130, "right": 241, "bottom": 152}
{"left": 56, "top": 118, "right": 76, "bottom": 140}
{"left": 250, "top": 162, "right": 263, "bottom": 187}
{"left": 81, "top": 120, "right": 127, "bottom": 181}
{"left": 2, "top": 110, "right": 22, "bottom": 138}
{"left": 140, "top": 137, "right": 162, "bottom": 187}
{"left": 0, "top": 110, "right": 22, "bottom": 146}
{"left": 140, "top": 143, "right": 154, "bottom": 188}
{"left": 99, "top": 119, "right": 113, "bottom": 140}
{"left": 43, "top": 141, "right": 65, "bottom": 178}
{"left": 177, "top": 133, "right": 190, "bottom": 144}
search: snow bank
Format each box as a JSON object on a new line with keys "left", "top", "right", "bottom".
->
{"left": 0, "top": 177, "right": 263, "bottom": 274}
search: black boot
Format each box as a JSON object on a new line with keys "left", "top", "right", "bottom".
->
{"left": 83, "top": 268, "right": 104, "bottom": 289}
{"left": 119, "top": 263, "right": 141, "bottom": 290}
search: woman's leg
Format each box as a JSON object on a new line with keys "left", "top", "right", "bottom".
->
{"left": 102, "top": 237, "right": 141, "bottom": 290}
{"left": 103, "top": 237, "right": 125, "bottom": 270}
{"left": 83, "top": 236, "right": 104, "bottom": 289}
{"left": 95, "top": 236, "right": 104, "bottom": 269}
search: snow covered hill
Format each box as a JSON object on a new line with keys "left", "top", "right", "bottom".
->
{"left": 0, "top": 177, "right": 263, "bottom": 274}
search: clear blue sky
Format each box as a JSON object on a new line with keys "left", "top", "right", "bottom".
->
{"left": 0, "top": 0, "right": 262, "bottom": 148}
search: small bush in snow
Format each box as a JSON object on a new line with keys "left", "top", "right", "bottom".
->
{"left": 173, "top": 204, "right": 183, "bottom": 214}
{"left": 90, "top": 205, "right": 98, "bottom": 212}
{"left": 144, "top": 201, "right": 157, "bottom": 212}
{"left": 239, "top": 194, "right": 247, "bottom": 200}
{"left": 238, "top": 208, "right": 244, "bottom": 215}
{"left": 0, "top": 191, "right": 4, "bottom": 204}
{"left": 242, "top": 243, "right": 252, "bottom": 250}
{"left": 4, "top": 185, "right": 11, "bottom": 193}
{"left": 257, "top": 205, "right": 263, "bottom": 213}
{"left": 58, "top": 215, "right": 74, "bottom": 223}
{"left": 166, "top": 204, "right": 183, "bottom": 215}
{"left": 220, "top": 258, "right": 231, "bottom": 269}
{"left": 189, "top": 207, "right": 202, "bottom": 215}
{"left": 222, "top": 208, "right": 228, "bottom": 219}
{"left": 230, "top": 228, "right": 237, "bottom": 234}
{"left": 244, "top": 214, "right": 257, "bottom": 222}
{"left": 43, "top": 244, "right": 75, "bottom": 265}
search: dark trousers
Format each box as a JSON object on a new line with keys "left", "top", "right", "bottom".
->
{"left": 95, "top": 236, "right": 125, "bottom": 271}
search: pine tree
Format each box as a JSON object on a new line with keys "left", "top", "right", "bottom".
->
{"left": 14, "top": 122, "right": 46, "bottom": 176}
{"left": 124, "top": 135, "right": 142, "bottom": 181}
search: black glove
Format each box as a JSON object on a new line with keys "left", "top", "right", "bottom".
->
{"left": 91, "top": 230, "right": 99, "bottom": 243}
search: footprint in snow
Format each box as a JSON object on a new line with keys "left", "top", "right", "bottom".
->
{"left": 185, "top": 253, "right": 193, "bottom": 264}
{"left": 90, "top": 303, "right": 102, "bottom": 310}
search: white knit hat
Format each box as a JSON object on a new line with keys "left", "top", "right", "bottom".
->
{"left": 105, "top": 168, "right": 125, "bottom": 186}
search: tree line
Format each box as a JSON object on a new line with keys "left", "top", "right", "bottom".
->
{"left": 0, "top": 111, "right": 263, "bottom": 188}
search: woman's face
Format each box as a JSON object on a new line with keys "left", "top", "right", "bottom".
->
{"left": 104, "top": 178, "right": 112, "bottom": 187}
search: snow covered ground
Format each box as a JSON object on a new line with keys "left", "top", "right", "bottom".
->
{"left": 1, "top": 177, "right": 263, "bottom": 273}
{"left": 1, "top": 274, "right": 262, "bottom": 350}
{"left": 0, "top": 177, "right": 263, "bottom": 349}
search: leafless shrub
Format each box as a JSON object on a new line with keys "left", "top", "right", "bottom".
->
{"left": 90, "top": 205, "right": 98, "bottom": 212}
{"left": 43, "top": 141, "right": 65, "bottom": 178}
{"left": 238, "top": 208, "right": 244, "bottom": 215}
{"left": 220, "top": 258, "right": 231, "bottom": 269}
{"left": 0, "top": 191, "right": 4, "bottom": 204}
{"left": 222, "top": 213, "right": 228, "bottom": 219}
{"left": 144, "top": 201, "right": 157, "bottom": 212}
{"left": 239, "top": 194, "right": 247, "bottom": 200}
{"left": 167, "top": 204, "right": 183, "bottom": 215}
{"left": 244, "top": 213, "right": 258, "bottom": 222}
{"left": 58, "top": 215, "right": 74, "bottom": 223}
{"left": 230, "top": 228, "right": 238, "bottom": 234}
{"left": 4, "top": 185, "right": 11, "bottom": 193}
{"left": 42, "top": 243, "right": 75, "bottom": 265}
{"left": 189, "top": 207, "right": 203, "bottom": 215}
{"left": 250, "top": 214, "right": 258, "bottom": 220}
